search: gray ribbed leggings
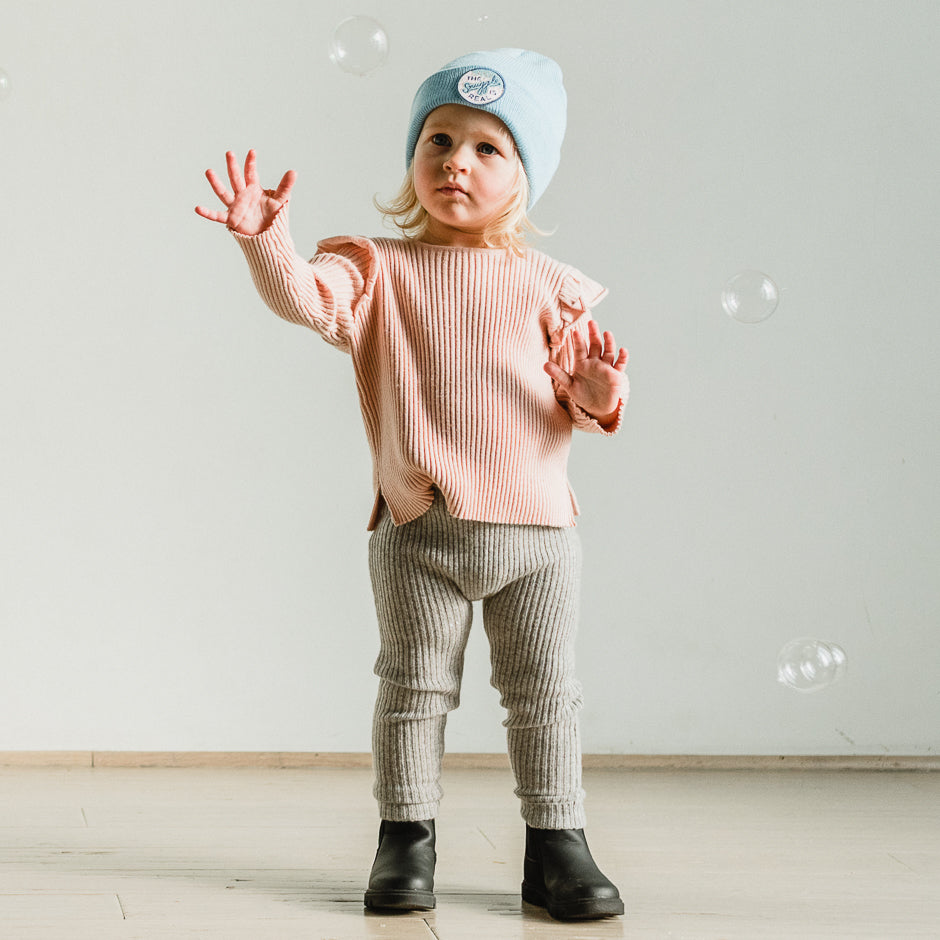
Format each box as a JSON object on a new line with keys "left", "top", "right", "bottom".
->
{"left": 368, "top": 491, "right": 586, "bottom": 829}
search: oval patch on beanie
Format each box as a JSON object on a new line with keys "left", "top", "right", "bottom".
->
{"left": 457, "top": 68, "right": 505, "bottom": 105}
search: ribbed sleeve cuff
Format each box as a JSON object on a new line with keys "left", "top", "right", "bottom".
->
{"left": 569, "top": 397, "right": 625, "bottom": 436}
{"left": 230, "top": 202, "right": 296, "bottom": 273}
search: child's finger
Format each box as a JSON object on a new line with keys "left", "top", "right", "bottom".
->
{"left": 205, "top": 168, "right": 233, "bottom": 205}
{"left": 544, "top": 360, "right": 572, "bottom": 389}
{"left": 226, "top": 150, "right": 246, "bottom": 190}
{"left": 602, "top": 330, "right": 617, "bottom": 365}
{"left": 570, "top": 326, "right": 587, "bottom": 358}
{"left": 194, "top": 205, "right": 228, "bottom": 224}
{"left": 586, "top": 319, "right": 602, "bottom": 359}
{"left": 244, "top": 149, "right": 259, "bottom": 187}
{"left": 614, "top": 347, "right": 629, "bottom": 371}
{"left": 273, "top": 169, "right": 297, "bottom": 202}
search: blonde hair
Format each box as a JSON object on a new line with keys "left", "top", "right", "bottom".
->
{"left": 374, "top": 158, "right": 541, "bottom": 254}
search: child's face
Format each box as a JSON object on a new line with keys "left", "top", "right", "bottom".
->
{"left": 412, "top": 104, "right": 522, "bottom": 248}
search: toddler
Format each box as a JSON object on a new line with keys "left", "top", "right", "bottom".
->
{"left": 196, "top": 48, "right": 628, "bottom": 922}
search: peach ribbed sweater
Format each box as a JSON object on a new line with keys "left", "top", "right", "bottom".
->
{"left": 234, "top": 207, "right": 625, "bottom": 530}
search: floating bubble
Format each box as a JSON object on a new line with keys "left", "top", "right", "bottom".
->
{"left": 721, "top": 270, "right": 779, "bottom": 323}
{"left": 776, "top": 638, "right": 847, "bottom": 693}
{"left": 329, "top": 16, "right": 389, "bottom": 76}
{"left": 0, "top": 69, "right": 11, "bottom": 100}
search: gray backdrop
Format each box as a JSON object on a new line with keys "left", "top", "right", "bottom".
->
{"left": 1, "top": 0, "right": 937, "bottom": 755}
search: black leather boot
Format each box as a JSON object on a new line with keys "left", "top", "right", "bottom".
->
{"left": 522, "top": 825, "right": 624, "bottom": 920}
{"left": 364, "top": 819, "right": 436, "bottom": 911}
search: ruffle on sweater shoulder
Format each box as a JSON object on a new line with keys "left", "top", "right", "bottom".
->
{"left": 546, "top": 269, "right": 609, "bottom": 349}
{"left": 316, "top": 234, "right": 379, "bottom": 260}
{"left": 313, "top": 236, "right": 381, "bottom": 319}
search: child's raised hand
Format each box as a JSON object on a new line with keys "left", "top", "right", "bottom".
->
{"left": 544, "top": 319, "right": 629, "bottom": 426}
{"left": 195, "top": 150, "right": 296, "bottom": 236}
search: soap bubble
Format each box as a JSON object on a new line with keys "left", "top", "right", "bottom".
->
{"left": 776, "top": 638, "right": 847, "bottom": 693}
{"left": 329, "top": 16, "right": 389, "bottom": 76}
{"left": 721, "top": 270, "right": 779, "bottom": 323}
{"left": 0, "top": 69, "right": 11, "bottom": 100}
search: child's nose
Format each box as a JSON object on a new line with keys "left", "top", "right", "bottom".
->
{"left": 444, "top": 144, "right": 472, "bottom": 172}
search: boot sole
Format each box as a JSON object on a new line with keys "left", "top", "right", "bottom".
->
{"left": 522, "top": 882, "right": 624, "bottom": 921}
{"left": 364, "top": 888, "right": 436, "bottom": 912}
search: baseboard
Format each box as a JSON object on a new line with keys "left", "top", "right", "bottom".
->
{"left": 0, "top": 751, "right": 936, "bottom": 771}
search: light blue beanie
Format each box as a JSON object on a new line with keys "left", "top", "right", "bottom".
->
{"left": 405, "top": 49, "right": 567, "bottom": 209}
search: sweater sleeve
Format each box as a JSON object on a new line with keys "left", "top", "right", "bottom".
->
{"left": 231, "top": 204, "right": 378, "bottom": 354}
{"left": 547, "top": 268, "right": 627, "bottom": 436}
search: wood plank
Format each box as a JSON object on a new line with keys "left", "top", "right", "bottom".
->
{"left": 1, "top": 751, "right": 937, "bottom": 770}
{"left": 0, "top": 766, "right": 937, "bottom": 937}
{"left": 0, "top": 752, "right": 93, "bottom": 768}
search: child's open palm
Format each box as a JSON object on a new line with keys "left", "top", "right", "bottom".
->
{"left": 545, "top": 319, "right": 628, "bottom": 426}
{"left": 195, "top": 150, "right": 296, "bottom": 236}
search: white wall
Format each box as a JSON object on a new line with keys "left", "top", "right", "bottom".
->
{"left": 1, "top": 0, "right": 937, "bottom": 755}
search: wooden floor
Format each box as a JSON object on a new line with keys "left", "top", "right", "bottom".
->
{"left": 0, "top": 765, "right": 937, "bottom": 939}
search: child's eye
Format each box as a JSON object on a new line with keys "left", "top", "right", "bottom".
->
{"left": 478, "top": 142, "right": 499, "bottom": 156}
{"left": 430, "top": 133, "right": 451, "bottom": 147}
